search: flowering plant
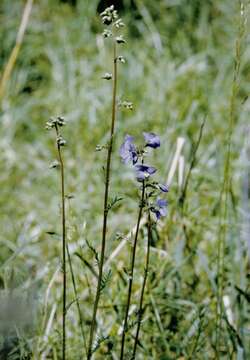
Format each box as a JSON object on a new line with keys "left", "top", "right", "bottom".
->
{"left": 119, "top": 132, "right": 168, "bottom": 358}
{"left": 120, "top": 132, "right": 168, "bottom": 220}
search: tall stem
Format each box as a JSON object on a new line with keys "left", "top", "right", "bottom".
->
{"left": 87, "top": 41, "right": 117, "bottom": 360}
{"left": 55, "top": 125, "right": 67, "bottom": 360}
{"left": 120, "top": 182, "right": 145, "bottom": 360}
{"left": 132, "top": 207, "right": 152, "bottom": 359}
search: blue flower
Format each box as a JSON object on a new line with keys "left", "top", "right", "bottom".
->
{"left": 120, "top": 135, "right": 138, "bottom": 165}
{"left": 143, "top": 132, "right": 160, "bottom": 149}
{"left": 151, "top": 198, "right": 167, "bottom": 220}
{"left": 135, "top": 164, "right": 157, "bottom": 181}
{"left": 158, "top": 183, "right": 169, "bottom": 193}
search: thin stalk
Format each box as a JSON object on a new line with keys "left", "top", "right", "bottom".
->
{"left": 87, "top": 41, "right": 118, "bottom": 360}
{"left": 215, "top": 6, "right": 245, "bottom": 356}
{"left": 131, "top": 208, "right": 152, "bottom": 359}
{"left": 55, "top": 125, "right": 67, "bottom": 360}
{"left": 66, "top": 244, "right": 87, "bottom": 357}
{"left": 120, "top": 182, "right": 145, "bottom": 360}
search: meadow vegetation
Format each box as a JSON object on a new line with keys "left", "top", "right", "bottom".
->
{"left": 0, "top": 0, "right": 249, "bottom": 359}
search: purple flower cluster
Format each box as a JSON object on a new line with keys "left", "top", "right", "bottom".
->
{"left": 120, "top": 132, "right": 168, "bottom": 220}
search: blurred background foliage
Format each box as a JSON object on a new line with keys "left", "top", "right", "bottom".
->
{"left": 0, "top": 0, "right": 249, "bottom": 358}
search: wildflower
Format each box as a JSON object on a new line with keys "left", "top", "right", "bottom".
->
{"left": 135, "top": 164, "right": 157, "bottom": 181}
{"left": 120, "top": 135, "right": 138, "bottom": 165}
{"left": 143, "top": 132, "right": 160, "bottom": 149}
{"left": 151, "top": 199, "right": 167, "bottom": 220}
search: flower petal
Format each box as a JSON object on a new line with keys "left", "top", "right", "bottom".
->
{"left": 143, "top": 132, "right": 160, "bottom": 149}
{"left": 135, "top": 164, "right": 157, "bottom": 175}
{"left": 159, "top": 184, "right": 169, "bottom": 193}
{"left": 120, "top": 135, "right": 138, "bottom": 164}
{"left": 136, "top": 171, "right": 145, "bottom": 182}
{"left": 159, "top": 207, "right": 167, "bottom": 217}
{"left": 157, "top": 199, "right": 167, "bottom": 208}
{"left": 135, "top": 164, "right": 157, "bottom": 182}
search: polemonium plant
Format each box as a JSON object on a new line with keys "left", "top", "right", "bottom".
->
{"left": 119, "top": 132, "right": 168, "bottom": 359}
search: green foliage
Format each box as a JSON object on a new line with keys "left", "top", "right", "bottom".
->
{"left": 0, "top": 0, "right": 249, "bottom": 358}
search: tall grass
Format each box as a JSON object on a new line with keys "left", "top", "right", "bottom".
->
{"left": 215, "top": 3, "right": 247, "bottom": 357}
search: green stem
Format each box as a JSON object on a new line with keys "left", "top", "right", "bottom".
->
{"left": 66, "top": 243, "right": 87, "bottom": 357}
{"left": 131, "top": 207, "right": 152, "bottom": 360}
{"left": 87, "top": 41, "right": 117, "bottom": 360}
{"left": 120, "top": 182, "right": 145, "bottom": 360}
{"left": 55, "top": 125, "right": 66, "bottom": 360}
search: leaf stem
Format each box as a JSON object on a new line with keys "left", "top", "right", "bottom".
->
{"left": 66, "top": 243, "right": 87, "bottom": 357}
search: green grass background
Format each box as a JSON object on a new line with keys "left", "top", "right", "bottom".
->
{"left": 0, "top": 0, "right": 249, "bottom": 358}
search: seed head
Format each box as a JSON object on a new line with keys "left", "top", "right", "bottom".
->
{"left": 57, "top": 116, "right": 66, "bottom": 127}
{"left": 102, "top": 72, "right": 112, "bottom": 80}
{"left": 119, "top": 101, "right": 133, "bottom": 110}
{"left": 45, "top": 116, "right": 66, "bottom": 130}
{"left": 49, "top": 160, "right": 60, "bottom": 169}
{"left": 57, "top": 136, "right": 66, "bottom": 147}
{"left": 103, "top": 29, "right": 112, "bottom": 38}
{"left": 100, "top": 5, "right": 118, "bottom": 25}
{"left": 114, "top": 18, "right": 125, "bottom": 29}
{"left": 116, "top": 36, "right": 126, "bottom": 44}
{"left": 116, "top": 55, "right": 126, "bottom": 64}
